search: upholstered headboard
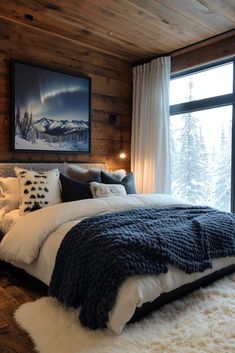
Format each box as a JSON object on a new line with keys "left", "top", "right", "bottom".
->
{"left": 0, "top": 162, "right": 108, "bottom": 177}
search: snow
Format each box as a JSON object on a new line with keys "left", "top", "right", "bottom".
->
{"left": 33, "top": 117, "right": 88, "bottom": 135}
{"left": 170, "top": 75, "right": 232, "bottom": 212}
{"left": 15, "top": 136, "right": 88, "bottom": 151}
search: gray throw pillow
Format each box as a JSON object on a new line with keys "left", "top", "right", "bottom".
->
{"left": 68, "top": 165, "right": 126, "bottom": 182}
{"left": 67, "top": 165, "right": 101, "bottom": 182}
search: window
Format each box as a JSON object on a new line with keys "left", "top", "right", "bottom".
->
{"left": 170, "top": 61, "right": 235, "bottom": 212}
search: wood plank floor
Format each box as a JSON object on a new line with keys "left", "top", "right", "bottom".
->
{"left": 0, "top": 261, "right": 47, "bottom": 353}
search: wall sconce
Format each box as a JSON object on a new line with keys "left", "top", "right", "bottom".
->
{"left": 119, "top": 126, "right": 126, "bottom": 159}
{"left": 109, "top": 113, "right": 126, "bottom": 159}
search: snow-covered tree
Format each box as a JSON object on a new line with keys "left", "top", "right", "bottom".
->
{"left": 16, "top": 108, "right": 36, "bottom": 143}
{"left": 15, "top": 105, "right": 21, "bottom": 134}
{"left": 170, "top": 78, "right": 209, "bottom": 204}
{"left": 214, "top": 126, "right": 231, "bottom": 211}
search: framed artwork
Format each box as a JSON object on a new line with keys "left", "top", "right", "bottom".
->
{"left": 11, "top": 61, "right": 91, "bottom": 153}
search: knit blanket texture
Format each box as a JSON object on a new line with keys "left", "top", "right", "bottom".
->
{"left": 48, "top": 206, "right": 235, "bottom": 329}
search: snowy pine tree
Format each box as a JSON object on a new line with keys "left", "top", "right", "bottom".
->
{"left": 15, "top": 105, "right": 21, "bottom": 134}
{"left": 173, "top": 112, "right": 200, "bottom": 202}
{"left": 21, "top": 110, "right": 30, "bottom": 139}
{"left": 214, "top": 127, "right": 231, "bottom": 211}
{"left": 16, "top": 109, "right": 36, "bottom": 143}
{"left": 171, "top": 78, "right": 209, "bottom": 204}
{"left": 196, "top": 127, "right": 209, "bottom": 204}
{"left": 27, "top": 112, "right": 36, "bottom": 144}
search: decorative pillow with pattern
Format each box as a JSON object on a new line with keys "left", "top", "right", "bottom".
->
{"left": 90, "top": 182, "right": 126, "bottom": 198}
{"left": 15, "top": 167, "right": 62, "bottom": 215}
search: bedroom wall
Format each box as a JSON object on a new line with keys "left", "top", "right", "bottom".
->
{"left": 0, "top": 17, "right": 132, "bottom": 171}
{"left": 171, "top": 33, "right": 235, "bottom": 73}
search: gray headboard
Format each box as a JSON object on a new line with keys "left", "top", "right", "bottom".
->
{"left": 0, "top": 162, "right": 108, "bottom": 177}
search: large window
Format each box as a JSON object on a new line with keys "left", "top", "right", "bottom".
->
{"left": 170, "top": 61, "right": 235, "bottom": 212}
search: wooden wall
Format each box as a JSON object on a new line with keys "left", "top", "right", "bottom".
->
{"left": 0, "top": 17, "right": 132, "bottom": 170}
{"left": 171, "top": 33, "right": 235, "bottom": 73}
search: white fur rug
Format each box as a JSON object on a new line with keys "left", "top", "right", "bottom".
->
{"left": 15, "top": 274, "right": 235, "bottom": 353}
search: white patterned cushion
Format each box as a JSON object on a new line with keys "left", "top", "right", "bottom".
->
{"left": 15, "top": 167, "right": 62, "bottom": 215}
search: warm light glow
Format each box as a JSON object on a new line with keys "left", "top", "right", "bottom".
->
{"left": 119, "top": 150, "right": 126, "bottom": 159}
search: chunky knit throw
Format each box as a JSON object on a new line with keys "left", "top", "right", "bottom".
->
{"left": 48, "top": 206, "right": 235, "bottom": 329}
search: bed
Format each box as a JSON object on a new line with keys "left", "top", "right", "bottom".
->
{"left": 0, "top": 162, "right": 235, "bottom": 335}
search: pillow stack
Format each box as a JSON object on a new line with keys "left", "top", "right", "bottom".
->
{"left": 0, "top": 164, "right": 137, "bottom": 219}
{"left": 61, "top": 165, "right": 136, "bottom": 200}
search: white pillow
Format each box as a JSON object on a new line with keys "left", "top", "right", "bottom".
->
{"left": 108, "top": 169, "right": 126, "bottom": 181}
{"left": 15, "top": 167, "right": 62, "bottom": 215}
{"left": 0, "top": 177, "right": 20, "bottom": 214}
{"left": 90, "top": 182, "right": 126, "bottom": 198}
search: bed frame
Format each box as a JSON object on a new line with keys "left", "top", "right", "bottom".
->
{"left": 1, "top": 161, "right": 235, "bottom": 327}
{"left": 0, "top": 161, "right": 108, "bottom": 177}
{"left": 131, "top": 264, "right": 235, "bottom": 323}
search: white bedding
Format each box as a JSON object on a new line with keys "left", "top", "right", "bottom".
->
{"left": 0, "top": 193, "right": 234, "bottom": 334}
{"left": 0, "top": 209, "right": 22, "bottom": 234}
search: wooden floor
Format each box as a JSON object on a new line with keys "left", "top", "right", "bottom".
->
{"left": 0, "top": 261, "right": 47, "bottom": 353}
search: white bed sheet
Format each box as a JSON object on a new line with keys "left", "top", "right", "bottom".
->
{"left": 13, "top": 239, "right": 235, "bottom": 334}
{"left": 10, "top": 217, "right": 235, "bottom": 334}
{"left": 0, "top": 209, "right": 4, "bottom": 230}
{"left": 1, "top": 209, "right": 22, "bottom": 234}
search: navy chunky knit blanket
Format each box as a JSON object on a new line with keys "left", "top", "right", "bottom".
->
{"left": 48, "top": 206, "right": 235, "bottom": 329}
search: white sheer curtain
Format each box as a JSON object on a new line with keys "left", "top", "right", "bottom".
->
{"left": 131, "top": 56, "right": 171, "bottom": 194}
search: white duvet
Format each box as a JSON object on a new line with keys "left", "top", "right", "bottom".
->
{"left": 0, "top": 193, "right": 234, "bottom": 334}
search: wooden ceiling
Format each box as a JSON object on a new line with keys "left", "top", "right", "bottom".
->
{"left": 1, "top": 0, "right": 235, "bottom": 63}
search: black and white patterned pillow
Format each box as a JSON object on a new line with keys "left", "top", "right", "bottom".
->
{"left": 15, "top": 167, "right": 62, "bottom": 215}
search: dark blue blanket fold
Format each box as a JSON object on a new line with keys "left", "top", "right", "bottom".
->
{"left": 48, "top": 206, "right": 235, "bottom": 329}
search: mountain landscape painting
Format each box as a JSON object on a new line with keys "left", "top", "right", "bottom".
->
{"left": 12, "top": 61, "right": 90, "bottom": 153}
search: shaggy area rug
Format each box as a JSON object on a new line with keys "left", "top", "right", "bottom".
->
{"left": 15, "top": 274, "right": 235, "bottom": 353}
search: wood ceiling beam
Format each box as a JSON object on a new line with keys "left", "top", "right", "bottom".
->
{"left": 171, "top": 31, "right": 235, "bottom": 72}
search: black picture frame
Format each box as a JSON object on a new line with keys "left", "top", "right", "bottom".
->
{"left": 11, "top": 60, "right": 91, "bottom": 154}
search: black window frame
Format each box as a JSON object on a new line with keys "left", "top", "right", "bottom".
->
{"left": 170, "top": 58, "right": 235, "bottom": 212}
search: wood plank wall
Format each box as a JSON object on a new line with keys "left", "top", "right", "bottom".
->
{"left": 171, "top": 33, "right": 235, "bottom": 73}
{"left": 0, "top": 17, "right": 132, "bottom": 171}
